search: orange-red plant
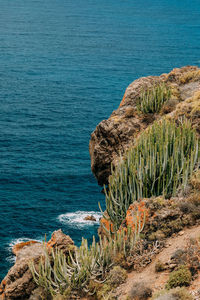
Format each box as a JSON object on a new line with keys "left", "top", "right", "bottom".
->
{"left": 100, "top": 201, "right": 148, "bottom": 239}
{"left": 125, "top": 201, "right": 148, "bottom": 231}
{"left": 100, "top": 213, "right": 114, "bottom": 236}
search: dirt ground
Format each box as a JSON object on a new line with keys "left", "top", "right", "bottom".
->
{"left": 115, "top": 225, "right": 200, "bottom": 299}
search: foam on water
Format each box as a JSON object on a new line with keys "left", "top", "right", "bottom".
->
{"left": 58, "top": 211, "right": 102, "bottom": 227}
{"left": 9, "top": 237, "right": 42, "bottom": 249}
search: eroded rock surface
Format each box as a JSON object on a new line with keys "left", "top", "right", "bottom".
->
{"left": 46, "top": 228, "right": 75, "bottom": 255}
{"left": 0, "top": 230, "right": 74, "bottom": 300}
{"left": 0, "top": 243, "right": 43, "bottom": 300}
{"left": 12, "top": 241, "right": 39, "bottom": 256}
{"left": 89, "top": 66, "right": 200, "bottom": 185}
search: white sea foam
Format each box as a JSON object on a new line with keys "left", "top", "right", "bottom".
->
{"left": 58, "top": 211, "right": 102, "bottom": 227}
{"left": 9, "top": 237, "right": 42, "bottom": 249}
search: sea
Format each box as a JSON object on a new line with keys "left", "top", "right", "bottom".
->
{"left": 0, "top": 0, "right": 200, "bottom": 280}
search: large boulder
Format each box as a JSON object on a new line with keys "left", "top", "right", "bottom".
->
{"left": 89, "top": 66, "right": 200, "bottom": 185}
{"left": 0, "top": 230, "right": 74, "bottom": 300}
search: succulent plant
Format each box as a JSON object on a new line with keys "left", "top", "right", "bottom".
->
{"left": 105, "top": 119, "right": 200, "bottom": 228}
{"left": 30, "top": 211, "right": 145, "bottom": 296}
{"left": 137, "top": 82, "right": 171, "bottom": 114}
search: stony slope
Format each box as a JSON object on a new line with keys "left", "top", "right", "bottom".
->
{"left": 115, "top": 225, "right": 200, "bottom": 300}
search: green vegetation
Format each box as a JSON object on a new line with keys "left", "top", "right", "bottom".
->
{"left": 105, "top": 119, "right": 200, "bottom": 229}
{"left": 166, "top": 265, "right": 192, "bottom": 289}
{"left": 30, "top": 118, "right": 200, "bottom": 299}
{"left": 137, "top": 83, "right": 171, "bottom": 114}
{"left": 30, "top": 221, "right": 143, "bottom": 297}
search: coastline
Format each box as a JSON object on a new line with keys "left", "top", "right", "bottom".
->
{"left": 1, "top": 66, "right": 200, "bottom": 299}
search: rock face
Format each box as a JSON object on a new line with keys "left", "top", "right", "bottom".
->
{"left": 89, "top": 66, "right": 200, "bottom": 185}
{"left": 46, "top": 229, "right": 75, "bottom": 255}
{"left": 12, "top": 241, "right": 39, "bottom": 256}
{"left": 0, "top": 230, "right": 74, "bottom": 300}
{"left": 0, "top": 243, "right": 43, "bottom": 300}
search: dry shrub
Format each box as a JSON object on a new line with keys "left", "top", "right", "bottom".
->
{"left": 190, "top": 170, "right": 200, "bottom": 191}
{"left": 125, "top": 107, "right": 135, "bottom": 118}
{"left": 126, "top": 240, "right": 162, "bottom": 270}
{"left": 153, "top": 287, "right": 193, "bottom": 300}
{"left": 179, "top": 70, "right": 200, "bottom": 84}
{"left": 170, "top": 238, "right": 200, "bottom": 277}
{"left": 108, "top": 266, "right": 127, "bottom": 287}
{"left": 155, "top": 260, "right": 166, "bottom": 272}
{"left": 129, "top": 282, "right": 152, "bottom": 299}
{"left": 185, "top": 238, "right": 200, "bottom": 276}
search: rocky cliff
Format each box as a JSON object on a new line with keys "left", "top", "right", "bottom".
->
{"left": 1, "top": 66, "right": 200, "bottom": 300}
{"left": 89, "top": 66, "right": 200, "bottom": 185}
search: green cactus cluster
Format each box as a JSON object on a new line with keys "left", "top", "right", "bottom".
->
{"left": 137, "top": 82, "right": 171, "bottom": 114}
{"left": 30, "top": 213, "right": 144, "bottom": 296}
{"left": 29, "top": 118, "right": 200, "bottom": 298}
{"left": 105, "top": 119, "right": 200, "bottom": 228}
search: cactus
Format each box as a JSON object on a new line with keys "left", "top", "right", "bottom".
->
{"left": 105, "top": 119, "right": 200, "bottom": 228}
{"left": 30, "top": 210, "right": 145, "bottom": 296}
{"left": 137, "top": 82, "right": 171, "bottom": 114}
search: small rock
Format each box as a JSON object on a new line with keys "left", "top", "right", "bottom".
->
{"left": 179, "top": 231, "right": 184, "bottom": 236}
{"left": 169, "top": 263, "right": 177, "bottom": 270}
{"left": 84, "top": 215, "right": 96, "bottom": 222}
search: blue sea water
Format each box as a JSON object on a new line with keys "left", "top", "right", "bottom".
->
{"left": 0, "top": 0, "right": 200, "bottom": 280}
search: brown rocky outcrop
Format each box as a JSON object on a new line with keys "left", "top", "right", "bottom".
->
{"left": 46, "top": 229, "right": 75, "bottom": 255}
{"left": 12, "top": 241, "right": 39, "bottom": 256}
{"left": 89, "top": 66, "right": 200, "bottom": 185}
{"left": 0, "top": 243, "right": 43, "bottom": 300}
{"left": 0, "top": 230, "right": 74, "bottom": 300}
{"left": 84, "top": 215, "right": 96, "bottom": 222}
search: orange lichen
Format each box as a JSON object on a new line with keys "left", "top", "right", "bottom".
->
{"left": 12, "top": 241, "right": 39, "bottom": 256}
{"left": 100, "top": 202, "right": 148, "bottom": 238}
{"left": 100, "top": 213, "right": 114, "bottom": 235}
{"left": 125, "top": 201, "right": 148, "bottom": 231}
{"left": 119, "top": 92, "right": 126, "bottom": 107}
{"left": 1, "top": 280, "right": 6, "bottom": 288}
{"left": 0, "top": 279, "right": 7, "bottom": 298}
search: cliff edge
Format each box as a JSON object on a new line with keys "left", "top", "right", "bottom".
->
{"left": 89, "top": 66, "right": 200, "bottom": 185}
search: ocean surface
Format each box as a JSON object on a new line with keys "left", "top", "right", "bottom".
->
{"left": 0, "top": 0, "right": 200, "bottom": 279}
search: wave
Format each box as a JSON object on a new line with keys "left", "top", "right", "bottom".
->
{"left": 58, "top": 211, "right": 102, "bottom": 227}
{"left": 9, "top": 237, "right": 42, "bottom": 249}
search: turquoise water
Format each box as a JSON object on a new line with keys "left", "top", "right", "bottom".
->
{"left": 0, "top": 0, "right": 200, "bottom": 279}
